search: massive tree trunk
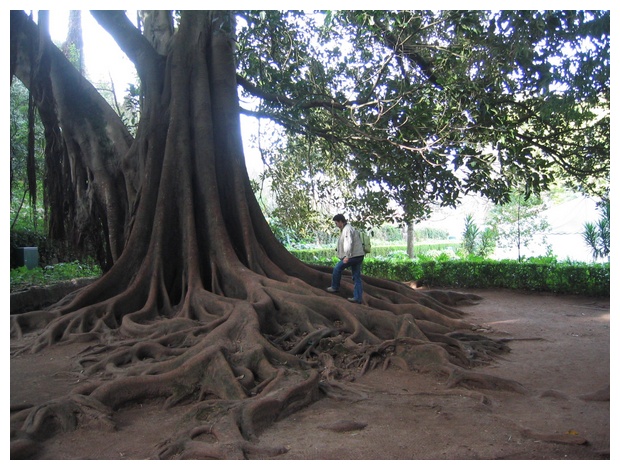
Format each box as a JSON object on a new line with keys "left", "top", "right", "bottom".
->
{"left": 10, "top": 11, "right": 521, "bottom": 459}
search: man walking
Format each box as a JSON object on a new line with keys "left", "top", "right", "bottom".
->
{"left": 327, "top": 214, "right": 365, "bottom": 303}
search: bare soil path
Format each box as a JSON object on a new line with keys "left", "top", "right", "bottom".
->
{"left": 10, "top": 288, "right": 610, "bottom": 460}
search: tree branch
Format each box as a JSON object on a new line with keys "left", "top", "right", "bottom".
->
{"left": 236, "top": 74, "right": 348, "bottom": 111}
{"left": 373, "top": 19, "right": 444, "bottom": 90}
{"left": 89, "top": 10, "right": 162, "bottom": 81}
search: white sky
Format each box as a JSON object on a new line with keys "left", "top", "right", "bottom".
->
{"left": 48, "top": 10, "right": 137, "bottom": 89}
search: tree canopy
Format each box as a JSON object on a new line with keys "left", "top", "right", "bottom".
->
{"left": 9, "top": 10, "right": 609, "bottom": 459}
{"left": 12, "top": 10, "right": 611, "bottom": 237}
{"left": 237, "top": 10, "right": 609, "bottom": 227}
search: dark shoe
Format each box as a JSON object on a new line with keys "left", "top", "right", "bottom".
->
{"left": 347, "top": 297, "right": 361, "bottom": 303}
{"left": 326, "top": 287, "right": 339, "bottom": 293}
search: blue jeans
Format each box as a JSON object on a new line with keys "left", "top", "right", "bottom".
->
{"left": 331, "top": 256, "right": 364, "bottom": 302}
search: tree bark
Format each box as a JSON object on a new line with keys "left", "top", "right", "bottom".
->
{"left": 406, "top": 220, "right": 415, "bottom": 258}
{"left": 62, "top": 11, "right": 84, "bottom": 74}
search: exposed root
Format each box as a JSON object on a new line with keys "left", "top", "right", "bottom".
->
{"left": 10, "top": 270, "right": 520, "bottom": 459}
{"left": 579, "top": 384, "right": 610, "bottom": 402}
{"left": 520, "top": 428, "right": 589, "bottom": 445}
{"left": 318, "top": 420, "right": 368, "bottom": 432}
{"left": 421, "top": 290, "right": 483, "bottom": 306}
{"left": 10, "top": 309, "right": 61, "bottom": 343}
{"left": 21, "top": 395, "right": 115, "bottom": 440}
{"left": 156, "top": 369, "right": 320, "bottom": 459}
{"left": 446, "top": 367, "right": 527, "bottom": 394}
{"left": 10, "top": 432, "right": 40, "bottom": 460}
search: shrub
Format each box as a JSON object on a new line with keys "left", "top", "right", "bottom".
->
{"left": 416, "top": 259, "right": 609, "bottom": 297}
{"left": 10, "top": 260, "right": 102, "bottom": 292}
{"left": 291, "top": 249, "right": 609, "bottom": 297}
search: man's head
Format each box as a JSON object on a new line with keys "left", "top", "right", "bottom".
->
{"left": 333, "top": 214, "right": 347, "bottom": 230}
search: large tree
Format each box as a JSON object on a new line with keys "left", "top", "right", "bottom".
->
{"left": 10, "top": 10, "right": 606, "bottom": 459}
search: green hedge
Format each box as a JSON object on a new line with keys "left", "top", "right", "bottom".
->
{"left": 409, "top": 259, "right": 610, "bottom": 297}
{"left": 294, "top": 253, "right": 609, "bottom": 297}
{"left": 10, "top": 261, "right": 102, "bottom": 292}
{"left": 289, "top": 243, "right": 459, "bottom": 264}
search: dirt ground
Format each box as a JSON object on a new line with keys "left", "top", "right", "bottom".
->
{"left": 10, "top": 288, "right": 610, "bottom": 460}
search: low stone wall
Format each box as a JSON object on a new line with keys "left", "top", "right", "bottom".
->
{"left": 10, "top": 278, "right": 96, "bottom": 314}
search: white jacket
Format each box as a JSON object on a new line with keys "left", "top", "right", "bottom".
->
{"left": 336, "top": 224, "right": 366, "bottom": 259}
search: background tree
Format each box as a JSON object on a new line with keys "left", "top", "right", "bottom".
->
{"left": 406, "top": 220, "right": 415, "bottom": 258}
{"left": 61, "top": 10, "right": 84, "bottom": 73}
{"left": 256, "top": 131, "right": 350, "bottom": 245}
{"left": 488, "top": 190, "right": 551, "bottom": 261}
{"left": 10, "top": 80, "right": 45, "bottom": 231}
{"left": 10, "top": 10, "right": 608, "bottom": 459}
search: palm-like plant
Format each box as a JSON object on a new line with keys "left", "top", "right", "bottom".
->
{"left": 582, "top": 200, "right": 610, "bottom": 261}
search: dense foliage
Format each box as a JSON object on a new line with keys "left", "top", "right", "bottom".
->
{"left": 10, "top": 261, "right": 101, "bottom": 292}
{"left": 461, "top": 214, "right": 497, "bottom": 258}
{"left": 238, "top": 10, "right": 609, "bottom": 232}
{"left": 10, "top": 228, "right": 98, "bottom": 269}
{"left": 10, "top": 81, "right": 46, "bottom": 231}
{"left": 410, "top": 258, "right": 609, "bottom": 296}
